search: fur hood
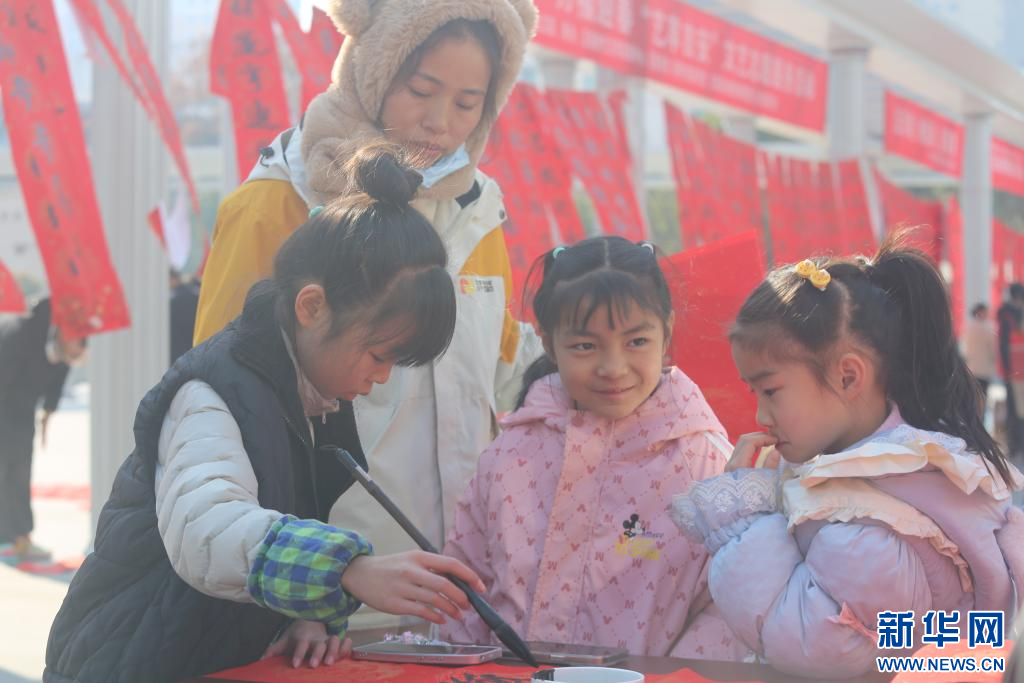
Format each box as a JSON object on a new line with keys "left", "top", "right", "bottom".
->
{"left": 301, "top": 0, "right": 538, "bottom": 205}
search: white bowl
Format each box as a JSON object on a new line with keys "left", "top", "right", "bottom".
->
{"left": 532, "top": 667, "right": 645, "bottom": 683}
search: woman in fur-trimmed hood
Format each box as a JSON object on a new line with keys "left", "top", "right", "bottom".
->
{"left": 193, "top": 0, "right": 543, "bottom": 633}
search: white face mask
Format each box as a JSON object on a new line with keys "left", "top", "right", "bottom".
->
{"left": 419, "top": 144, "right": 470, "bottom": 188}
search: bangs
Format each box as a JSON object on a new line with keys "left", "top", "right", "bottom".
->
{"left": 363, "top": 266, "right": 456, "bottom": 366}
{"left": 544, "top": 269, "right": 666, "bottom": 333}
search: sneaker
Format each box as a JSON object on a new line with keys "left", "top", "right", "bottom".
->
{"left": 1, "top": 538, "right": 52, "bottom": 562}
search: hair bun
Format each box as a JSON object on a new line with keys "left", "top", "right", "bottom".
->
{"left": 348, "top": 141, "right": 423, "bottom": 206}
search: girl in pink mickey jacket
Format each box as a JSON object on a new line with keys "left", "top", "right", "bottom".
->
{"left": 441, "top": 237, "right": 743, "bottom": 659}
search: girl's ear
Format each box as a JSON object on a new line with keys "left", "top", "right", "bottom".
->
{"left": 836, "top": 351, "right": 869, "bottom": 398}
{"left": 294, "top": 283, "right": 328, "bottom": 330}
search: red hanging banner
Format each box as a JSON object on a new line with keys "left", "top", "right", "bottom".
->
{"left": 479, "top": 84, "right": 584, "bottom": 307}
{"left": 534, "top": 0, "right": 828, "bottom": 131}
{"left": 761, "top": 152, "right": 872, "bottom": 265}
{"left": 0, "top": 260, "right": 26, "bottom": 314}
{"left": 664, "top": 104, "right": 759, "bottom": 249}
{"left": 0, "top": 0, "right": 130, "bottom": 337}
{"left": 210, "top": 0, "right": 291, "bottom": 180}
{"left": 834, "top": 160, "right": 876, "bottom": 257}
{"left": 105, "top": 0, "right": 200, "bottom": 212}
{"left": 67, "top": 0, "right": 200, "bottom": 213}
{"left": 267, "top": 0, "right": 340, "bottom": 113}
{"left": 308, "top": 7, "right": 344, "bottom": 71}
{"left": 546, "top": 88, "right": 645, "bottom": 240}
{"left": 992, "top": 137, "right": 1024, "bottom": 197}
{"left": 884, "top": 91, "right": 964, "bottom": 178}
{"left": 874, "top": 168, "right": 943, "bottom": 263}
{"left": 666, "top": 231, "right": 765, "bottom": 440}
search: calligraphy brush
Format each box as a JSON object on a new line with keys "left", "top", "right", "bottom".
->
{"left": 325, "top": 446, "right": 539, "bottom": 668}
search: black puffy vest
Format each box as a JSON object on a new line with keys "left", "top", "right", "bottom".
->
{"left": 43, "top": 287, "right": 365, "bottom": 683}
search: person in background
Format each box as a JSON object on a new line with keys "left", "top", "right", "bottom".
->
{"left": 998, "top": 283, "right": 1024, "bottom": 461}
{"left": 169, "top": 270, "right": 200, "bottom": 365}
{"left": 963, "top": 302, "right": 997, "bottom": 405}
{"left": 0, "top": 299, "right": 85, "bottom": 562}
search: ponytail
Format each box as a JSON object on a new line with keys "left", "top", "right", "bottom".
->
{"left": 868, "top": 239, "right": 1011, "bottom": 486}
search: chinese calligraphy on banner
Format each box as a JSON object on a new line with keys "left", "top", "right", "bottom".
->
{"left": 211, "top": 0, "right": 344, "bottom": 180}
{"left": 0, "top": 0, "right": 130, "bottom": 337}
{"left": 210, "top": 0, "right": 291, "bottom": 180}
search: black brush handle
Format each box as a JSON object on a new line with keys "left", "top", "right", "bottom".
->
{"left": 326, "top": 447, "right": 539, "bottom": 667}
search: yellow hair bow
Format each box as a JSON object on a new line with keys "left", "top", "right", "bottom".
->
{"left": 793, "top": 259, "right": 831, "bottom": 291}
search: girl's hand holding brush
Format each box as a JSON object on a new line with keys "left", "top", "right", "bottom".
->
{"left": 341, "top": 550, "right": 487, "bottom": 624}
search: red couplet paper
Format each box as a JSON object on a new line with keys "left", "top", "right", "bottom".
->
{"left": 210, "top": 656, "right": 761, "bottom": 683}
{"left": 105, "top": 0, "right": 200, "bottom": 213}
{"left": 833, "top": 160, "right": 876, "bottom": 257}
{"left": 884, "top": 91, "right": 964, "bottom": 178}
{"left": 992, "top": 137, "right": 1024, "bottom": 197}
{"left": 534, "top": 0, "right": 827, "bottom": 131}
{"left": 0, "top": 260, "right": 26, "bottom": 314}
{"left": 664, "top": 231, "right": 765, "bottom": 440}
{"left": 664, "top": 104, "right": 760, "bottom": 250}
{"left": 267, "top": 0, "right": 342, "bottom": 113}
{"left": 480, "top": 84, "right": 586, "bottom": 308}
{"left": 210, "top": 0, "right": 291, "bottom": 180}
{"left": 761, "top": 152, "right": 874, "bottom": 267}
{"left": 0, "top": 0, "right": 130, "bottom": 338}
{"left": 545, "top": 89, "right": 645, "bottom": 240}
{"left": 68, "top": 0, "right": 200, "bottom": 213}
{"left": 874, "top": 169, "right": 943, "bottom": 264}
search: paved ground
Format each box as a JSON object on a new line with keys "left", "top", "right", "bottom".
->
{"left": 0, "top": 388, "right": 91, "bottom": 683}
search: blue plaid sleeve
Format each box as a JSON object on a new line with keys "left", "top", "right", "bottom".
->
{"left": 247, "top": 515, "right": 373, "bottom": 636}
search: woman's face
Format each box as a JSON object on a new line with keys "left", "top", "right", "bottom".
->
{"left": 378, "top": 36, "right": 492, "bottom": 167}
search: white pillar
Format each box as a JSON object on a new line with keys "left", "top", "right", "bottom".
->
{"left": 89, "top": 1, "right": 170, "bottom": 536}
{"left": 827, "top": 47, "right": 869, "bottom": 160}
{"left": 961, "top": 112, "right": 994, "bottom": 313}
{"left": 597, "top": 67, "right": 649, "bottom": 239}
{"left": 827, "top": 45, "right": 885, "bottom": 241}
